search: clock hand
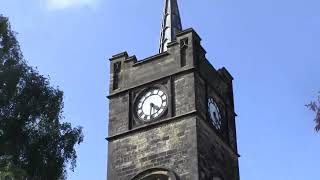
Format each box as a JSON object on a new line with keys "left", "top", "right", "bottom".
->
{"left": 213, "top": 112, "right": 217, "bottom": 120}
{"left": 150, "top": 103, "right": 153, "bottom": 116}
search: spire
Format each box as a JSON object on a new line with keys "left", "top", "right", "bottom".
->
{"left": 159, "top": 0, "right": 182, "bottom": 53}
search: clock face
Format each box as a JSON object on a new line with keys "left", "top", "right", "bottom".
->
{"left": 136, "top": 88, "right": 168, "bottom": 122}
{"left": 208, "top": 97, "right": 222, "bottom": 130}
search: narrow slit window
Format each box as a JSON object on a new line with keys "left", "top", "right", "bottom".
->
{"left": 113, "top": 62, "right": 121, "bottom": 90}
{"left": 180, "top": 38, "right": 188, "bottom": 67}
{"left": 180, "top": 47, "right": 187, "bottom": 67}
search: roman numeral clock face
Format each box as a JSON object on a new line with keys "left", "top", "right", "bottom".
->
{"left": 208, "top": 97, "right": 222, "bottom": 130}
{"left": 136, "top": 88, "right": 168, "bottom": 122}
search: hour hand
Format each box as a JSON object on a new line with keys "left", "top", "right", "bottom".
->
{"left": 150, "top": 103, "right": 153, "bottom": 115}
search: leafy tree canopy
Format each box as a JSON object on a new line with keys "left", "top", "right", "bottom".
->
{"left": 306, "top": 93, "right": 320, "bottom": 132}
{"left": 0, "top": 15, "right": 83, "bottom": 179}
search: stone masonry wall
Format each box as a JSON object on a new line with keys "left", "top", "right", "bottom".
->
{"left": 108, "top": 93, "right": 129, "bottom": 136}
{"left": 107, "top": 117, "right": 198, "bottom": 180}
{"left": 197, "top": 118, "right": 239, "bottom": 180}
{"left": 194, "top": 73, "right": 207, "bottom": 120}
{"left": 174, "top": 72, "right": 196, "bottom": 116}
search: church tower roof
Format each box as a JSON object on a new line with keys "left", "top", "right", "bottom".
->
{"left": 159, "top": 0, "right": 182, "bottom": 53}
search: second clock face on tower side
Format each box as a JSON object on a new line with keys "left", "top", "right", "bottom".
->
{"left": 136, "top": 88, "right": 168, "bottom": 122}
{"left": 208, "top": 97, "right": 222, "bottom": 130}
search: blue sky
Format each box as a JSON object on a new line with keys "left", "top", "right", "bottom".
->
{"left": 1, "top": 0, "right": 320, "bottom": 179}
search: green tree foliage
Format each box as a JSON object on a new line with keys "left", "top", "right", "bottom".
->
{"left": 306, "top": 93, "right": 320, "bottom": 132}
{"left": 0, "top": 15, "right": 83, "bottom": 179}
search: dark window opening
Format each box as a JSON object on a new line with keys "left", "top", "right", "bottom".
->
{"left": 113, "top": 62, "right": 121, "bottom": 90}
{"left": 131, "top": 168, "right": 177, "bottom": 180}
{"left": 140, "top": 174, "right": 170, "bottom": 180}
{"left": 180, "top": 38, "right": 188, "bottom": 67}
{"left": 180, "top": 47, "right": 186, "bottom": 67}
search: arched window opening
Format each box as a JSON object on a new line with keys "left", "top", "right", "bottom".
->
{"left": 132, "top": 168, "right": 178, "bottom": 180}
{"left": 140, "top": 174, "right": 169, "bottom": 180}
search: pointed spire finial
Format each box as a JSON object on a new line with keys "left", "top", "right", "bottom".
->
{"left": 159, "top": 0, "right": 182, "bottom": 53}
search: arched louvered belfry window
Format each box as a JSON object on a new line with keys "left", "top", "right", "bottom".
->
{"left": 131, "top": 168, "right": 178, "bottom": 180}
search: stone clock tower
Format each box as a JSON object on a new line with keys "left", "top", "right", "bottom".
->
{"left": 106, "top": 0, "right": 240, "bottom": 180}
